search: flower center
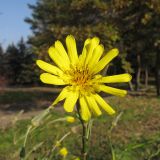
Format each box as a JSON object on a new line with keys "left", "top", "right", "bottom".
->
{"left": 67, "top": 66, "right": 92, "bottom": 88}
{"left": 73, "top": 69, "right": 90, "bottom": 85}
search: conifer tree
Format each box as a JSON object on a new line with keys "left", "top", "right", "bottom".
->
{"left": 25, "top": 0, "right": 120, "bottom": 59}
{"left": 4, "top": 39, "right": 38, "bottom": 85}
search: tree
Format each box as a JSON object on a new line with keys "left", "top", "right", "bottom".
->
{"left": 25, "top": 0, "right": 120, "bottom": 57}
{"left": 4, "top": 39, "right": 38, "bottom": 85}
{"left": 26, "top": 0, "right": 160, "bottom": 93}
{"left": 26, "top": 0, "right": 135, "bottom": 89}
{"left": 16, "top": 38, "right": 39, "bottom": 85}
{"left": 111, "top": 0, "right": 160, "bottom": 91}
{"left": 4, "top": 43, "right": 20, "bottom": 84}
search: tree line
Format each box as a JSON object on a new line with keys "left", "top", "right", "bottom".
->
{"left": 0, "top": 38, "right": 38, "bottom": 86}
{"left": 0, "top": 0, "right": 160, "bottom": 95}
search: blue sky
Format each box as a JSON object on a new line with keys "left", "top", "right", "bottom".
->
{"left": 0, "top": 0, "right": 36, "bottom": 49}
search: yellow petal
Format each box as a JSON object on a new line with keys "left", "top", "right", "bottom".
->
{"left": 66, "top": 35, "right": 78, "bottom": 65}
{"left": 93, "top": 94, "right": 115, "bottom": 115}
{"left": 54, "top": 40, "right": 70, "bottom": 65}
{"left": 78, "top": 47, "right": 87, "bottom": 67}
{"left": 88, "top": 44, "right": 104, "bottom": 68}
{"left": 79, "top": 96, "right": 91, "bottom": 121}
{"left": 92, "top": 48, "right": 119, "bottom": 74}
{"left": 48, "top": 46, "right": 69, "bottom": 70}
{"left": 64, "top": 91, "right": 79, "bottom": 112}
{"left": 36, "top": 60, "right": 63, "bottom": 76}
{"left": 82, "top": 38, "right": 91, "bottom": 55}
{"left": 52, "top": 87, "right": 69, "bottom": 105}
{"left": 85, "top": 95, "right": 102, "bottom": 116}
{"left": 99, "top": 85, "right": 127, "bottom": 97}
{"left": 81, "top": 38, "right": 91, "bottom": 63}
{"left": 40, "top": 73, "right": 66, "bottom": 85}
{"left": 85, "top": 37, "right": 100, "bottom": 65}
{"left": 98, "top": 73, "right": 132, "bottom": 83}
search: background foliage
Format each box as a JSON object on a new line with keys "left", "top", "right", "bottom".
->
{"left": 0, "top": 0, "right": 160, "bottom": 94}
{"left": 0, "top": 1, "right": 160, "bottom": 159}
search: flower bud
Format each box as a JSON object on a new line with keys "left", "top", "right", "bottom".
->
{"left": 66, "top": 116, "right": 75, "bottom": 123}
{"left": 59, "top": 147, "right": 68, "bottom": 157}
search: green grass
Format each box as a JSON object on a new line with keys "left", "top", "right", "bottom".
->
{"left": 0, "top": 90, "right": 160, "bottom": 159}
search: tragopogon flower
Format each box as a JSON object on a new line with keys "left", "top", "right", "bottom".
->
{"left": 36, "top": 35, "right": 132, "bottom": 121}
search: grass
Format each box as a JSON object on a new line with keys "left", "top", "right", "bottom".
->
{"left": 0, "top": 89, "right": 160, "bottom": 159}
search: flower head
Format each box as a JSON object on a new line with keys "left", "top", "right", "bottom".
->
{"left": 74, "top": 157, "right": 81, "bottom": 160}
{"left": 59, "top": 147, "right": 68, "bottom": 157}
{"left": 66, "top": 116, "right": 75, "bottom": 123}
{"left": 37, "top": 35, "right": 132, "bottom": 121}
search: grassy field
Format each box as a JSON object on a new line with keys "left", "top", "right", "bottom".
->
{"left": 0, "top": 88, "right": 160, "bottom": 160}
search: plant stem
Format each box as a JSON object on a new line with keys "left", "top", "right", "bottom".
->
{"left": 76, "top": 103, "right": 87, "bottom": 160}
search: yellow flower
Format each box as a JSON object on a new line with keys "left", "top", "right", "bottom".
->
{"left": 66, "top": 116, "right": 75, "bottom": 123}
{"left": 74, "top": 157, "right": 81, "bottom": 160}
{"left": 59, "top": 147, "right": 68, "bottom": 157}
{"left": 37, "top": 35, "right": 132, "bottom": 121}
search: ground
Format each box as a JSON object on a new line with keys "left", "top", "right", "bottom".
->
{"left": 0, "top": 87, "right": 60, "bottom": 129}
{"left": 0, "top": 87, "right": 160, "bottom": 160}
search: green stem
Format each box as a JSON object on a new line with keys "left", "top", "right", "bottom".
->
{"left": 48, "top": 131, "right": 71, "bottom": 159}
{"left": 108, "top": 112, "right": 123, "bottom": 160}
{"left": 108, "top": 134, "right": 116, "bottom": 160}
{"left": 23, "top": 125, "right": 32, "bottom": 147}
{"left": 76, "top": 103, "right": 87, "bottom": 160}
